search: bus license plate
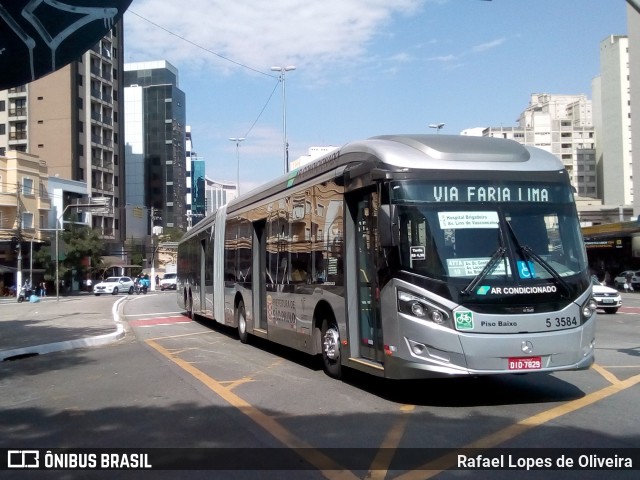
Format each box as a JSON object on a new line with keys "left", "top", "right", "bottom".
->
{"left": 508, "top": 357, "right": 542, "bottom": 370}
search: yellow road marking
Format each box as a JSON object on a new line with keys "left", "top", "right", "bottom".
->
{"left": 147, "top": 333, "right": 639, "bottom": 480}
{"left": 146, "top": 339, "right": 358, "bottom": 480}
{"left": 220, "top": 377, "right": 255, "bottom": 390}
{"left": 367, "top": 405, "right": 415, "bottom": 480}
{"left": 393, "top": 372, "right": 640, "bottom": 480}
{"left": 592, "top": 363, "right": 621, "bottom": 385}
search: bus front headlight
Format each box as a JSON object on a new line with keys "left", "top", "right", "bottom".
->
{"left": 398, "top": 290, "right": 449, "bottom": 325}
{"left": 581, "top": 298, "right": 598, "bottom": 322}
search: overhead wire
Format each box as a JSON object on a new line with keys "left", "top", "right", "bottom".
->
{"left": 128, "top": 10, "right": 275, "bottom": 79}
{"left": 128, "top": 10, "right": 283, "bottom": 143}
{"left": 242, "top": 80, "right": 280, "bottom": 139}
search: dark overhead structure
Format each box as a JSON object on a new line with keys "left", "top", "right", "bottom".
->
{"left": 0, "top": 0, "right": 133, "bottom": 89}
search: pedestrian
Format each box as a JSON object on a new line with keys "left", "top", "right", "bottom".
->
{"left": 625, "top": 272, "right": 634, "bottom": 292}
{"left": 155, "top": 275, "right": 160, "bottom": 287}
{"left": 41, "top": 281, "right": 47, "bottom": 297}
{"left": 86, "top": 278, "right": 93, "bottom": 292}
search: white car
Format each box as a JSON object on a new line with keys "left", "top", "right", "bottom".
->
{"left": 614, "top": 270, "right": 640, "bottom": 290}
{"left": 94, "top": 276, "right": 135, "bottom": 296}
{"left": 592, "top": 277, "right": 621, "bottom": 314}
{"left": 160, "top": 273, "right": 177, "bottom": 291}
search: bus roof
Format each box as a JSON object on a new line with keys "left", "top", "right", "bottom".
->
{"left": 226, "top": 134, "right": 564, "bottom": 213}
{"left": 181, "top": 134, "right": 566, "bottom": 243}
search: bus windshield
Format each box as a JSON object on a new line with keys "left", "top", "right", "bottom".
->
{"left": 390, "top": 180, "right": 587, "bottom": 283}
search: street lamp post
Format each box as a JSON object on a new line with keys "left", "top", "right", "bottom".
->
{"left": 229, "top": 137, "right": 245, "bottom": 196}
{"left": 270, "top": 66, "right": 296, "bottom": 173}
{"left": 55, "top": 204, "right": 81, "bottom": 301}
{"left": 149, "top": 235, "right": 160, "bottom": 292}
{"left": 29, "top": 231, "right": 37, "bottom": 288}
{"left": 149, "top": 209, "right": 163, "bottom": 292}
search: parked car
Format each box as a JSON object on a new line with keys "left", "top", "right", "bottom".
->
{"left": 613, "top": 270, "right": 640, "bottom": 290}
{"left": 592, "top": 277, "right": 621, "bottom": 314}
{"left": 160, "top": 273, "right": 177, "bottom": 291}
{"left": 94, "top": 276, "right": 135, "bottom": 296}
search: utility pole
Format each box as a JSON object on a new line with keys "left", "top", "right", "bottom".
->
{"left": 16, "top": 182, "right": 23, "bottom": 297}
{"left": 150, "top": 206, "right": 156, "bottom": 291}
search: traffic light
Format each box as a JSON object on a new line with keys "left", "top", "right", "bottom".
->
{"left": 10, "top": 236, "right": 18, "bottom": 253}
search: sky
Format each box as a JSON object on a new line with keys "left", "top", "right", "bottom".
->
{"left": 123, "top": 0, "right": 629, "bottom": 194}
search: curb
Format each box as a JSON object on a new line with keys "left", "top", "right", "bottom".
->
{"left": 0, "top": 297, "right": 128, "bottom": 362}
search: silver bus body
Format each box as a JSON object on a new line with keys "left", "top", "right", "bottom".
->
{"left": 177, "top": 134, "right": 596, "bottom": 380}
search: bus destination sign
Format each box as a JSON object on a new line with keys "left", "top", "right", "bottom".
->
{"left": 392, "top": 181, "right": 572, "bottom": 204}
{"left": 431, "top": 185, "right": 550, "bottom": 203}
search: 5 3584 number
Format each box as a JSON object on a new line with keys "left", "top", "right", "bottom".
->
{"left": 545, "top": 316, "right": 578, "bottom": 328}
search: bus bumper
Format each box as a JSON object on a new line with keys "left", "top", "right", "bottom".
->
{"left": 383, "top": 316, "right": 596, "bottom": 380}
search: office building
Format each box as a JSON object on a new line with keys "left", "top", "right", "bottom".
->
{"left": 205, "top": 178, "right": 237, "bottom": 216}
{"left": 123, "top": 60, "right": 188, "bottom": 234}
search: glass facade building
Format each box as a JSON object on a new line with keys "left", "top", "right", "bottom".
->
{"left": 123, "top": 61, "right": 187, "bottom": 232}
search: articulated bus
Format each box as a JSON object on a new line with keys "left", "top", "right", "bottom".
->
{"left": 176, "top": 134, "right": 596, "bottom": 379}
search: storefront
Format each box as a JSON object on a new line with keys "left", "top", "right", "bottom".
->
{"left": 583, "top": 221, "right": 640, "bottom": 284}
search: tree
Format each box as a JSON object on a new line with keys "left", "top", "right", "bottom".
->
{"left": 34, "top": 224, "right": 104, "bottom": 286}
{"left": 159, "top": 227, "right": 184, "bottom": 242}
{"left": 62, "top": 224, "right": 104, "bottom": 276}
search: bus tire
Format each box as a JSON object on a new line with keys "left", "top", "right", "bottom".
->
{"left": 321, "top": 318, "right": 342, "bottom": 379}
{"left": 237, "top": 300, "right": 248, "bottom": 344}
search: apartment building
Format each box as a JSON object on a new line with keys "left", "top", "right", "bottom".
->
{"left": 0, "top": 23, "right": 126, "bottom": 254}
{"left": 479, "top": 93, "right": 596, "bottom": 198}
{"left": 0, "top": 151, "right": 50, "bottom": 290}
{"left": 593, "top": 35, "right": 633, "bottom": 207}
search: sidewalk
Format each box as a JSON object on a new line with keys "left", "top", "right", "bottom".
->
{"left": 0, "top": 293, "right": 125, "bottom": 361}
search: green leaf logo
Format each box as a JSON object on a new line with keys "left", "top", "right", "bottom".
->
{"left": 477, "top": 285, "right": 491, "bottom": 295}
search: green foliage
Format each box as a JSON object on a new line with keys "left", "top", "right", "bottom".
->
{"left": 159, "top": 227, "right": 184, "bottom": 242}
{"left": 62, "top": 224, "right": 103, "bottom": 268}
{"left": 34, "top": 244, "right": 57, "bottom": 281}
{"left": 34, "top": 225, "right": 104, "bottom": 281}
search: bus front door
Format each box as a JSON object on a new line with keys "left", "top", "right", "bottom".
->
{"left": 355, "top": 193, "right": 384, "bottom": 364}
{"left": 253, "top": 220, "right": 268, "bottom": 331}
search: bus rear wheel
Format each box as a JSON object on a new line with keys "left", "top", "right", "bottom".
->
{"left": 237, "top": 301, "right": 248, "bottom": 344}
{"left": 321, "top": 319, "right": 341, "bottom": 379}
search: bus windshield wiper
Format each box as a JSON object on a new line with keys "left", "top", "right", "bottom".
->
{"left": 505, "top": 221, "right": 571, "bottom": 296}
{"left": 461, "top": 246, "right": 506, "bottom": 296}
{"left": 520, "top": 245, "right": 571, "bottom": 296}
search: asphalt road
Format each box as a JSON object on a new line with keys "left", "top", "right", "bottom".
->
{"left": 1, "top": 291, "right": 638, "bottom": 479}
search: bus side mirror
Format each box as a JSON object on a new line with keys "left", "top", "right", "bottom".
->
{"left": 379, "top": 204, "right": 399, "bottom": 247}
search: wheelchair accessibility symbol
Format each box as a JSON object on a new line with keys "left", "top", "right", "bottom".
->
{"left": 517, "top": 260, "right": 536, "bottom": 279}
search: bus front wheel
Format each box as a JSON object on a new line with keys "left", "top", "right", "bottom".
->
{"left": 237, "top": 301, "right": 248, "bottom": 344}
{"left": 321, "top": 319, "right": 341, "bottom": 379}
